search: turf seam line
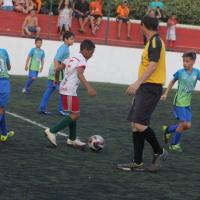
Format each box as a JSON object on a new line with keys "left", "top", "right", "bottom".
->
{"left": 6, "top": 111, "right": 68, "bottom": 138}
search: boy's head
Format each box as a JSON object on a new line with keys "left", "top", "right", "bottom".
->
{"left": 35, "top": 37, "right": 42, "bottom": 48}
{"left": 171, "top": 13, "right": 176, "bottom": 19}
{"left": 80, "top": 39, "right": 95, "bottom": 60}
{"left": 30, "top": 9, "right": 36, "bottom": 16}
{"left": 63, "top": 31, "right": 75, "bottom": 46}
{"left": 141, "top": 15, "right": 158, "bottom": 34}
{"left": 182, "top": 51, "right": 196, "bottom": 70}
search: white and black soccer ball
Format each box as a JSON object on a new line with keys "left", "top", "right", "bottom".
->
{"left": 88, "top": 135, "right": 105, "bottom": 151}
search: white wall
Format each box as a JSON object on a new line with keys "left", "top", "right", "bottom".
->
{"left": 1, "top": 36, "right": 200, "bottom": 90}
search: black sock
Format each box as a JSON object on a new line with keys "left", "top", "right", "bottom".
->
{"left": 132, "top": 131, "right": 145, "bottom": 164}
{"left": 143, "top": 127, "right": 163, "bottom": 155}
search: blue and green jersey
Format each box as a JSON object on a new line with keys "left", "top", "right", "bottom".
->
{"left": 48, "top": 43, "right": 69, "bottom": 81}
{"left": 28, "top": 47, "right": 45, "bottom": 71}
{"left": 173, "top": 68, "right": 200, "bottom": 107}
{"left": 0, "top": 48, "right": 10, "bottom": 79}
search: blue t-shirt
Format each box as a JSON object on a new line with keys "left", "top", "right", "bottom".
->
{"left": 0, "top": 48, "right": 10, "bottom": 78}
{"left": 28, "top": 47, "right": 45, "bottom": 71}
{"left": 173, "top": 68, "right": 200, "bottom": 107}
{"left": 48, "top": 43, "right": 70, "bottom": 80}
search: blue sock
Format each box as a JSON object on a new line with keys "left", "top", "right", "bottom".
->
{"left": 168, "top": 124, "right": 178, "bottom": 133}
{"left": 58, "top": 95, "right": 63, "bottom": 112}
{"left": 171, "top": 132, "right": 182, "bottom": 145}
{"left": 39, "top": 87, "right": 55, "bottom": 111}
{"left": 0, "top": 114, "right": 7, "bottom": 136}
{"left": 25, "top": 77, "right": 34, "bottom": 90}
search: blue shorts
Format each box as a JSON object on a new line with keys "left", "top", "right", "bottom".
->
{"left": 0, "top": 79, "right": 10, "bottom": 107}
{"left": 47, "top": 80, "right": 59, "bottom": 90}
{"left": 173, "top": 106, "right": 192, "bottom": 122}
{"left": 29, "top": 70, "right": 39, "bottom": 78}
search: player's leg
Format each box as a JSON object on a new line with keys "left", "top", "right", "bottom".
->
{"left": 0, "top": 80, "right": 14, "bottom": 141}
{"left": 38, "top": 80, "right": 55, "bottom": 114}
{"left": 23, "top": 70, "right": 38, "bottom": 93}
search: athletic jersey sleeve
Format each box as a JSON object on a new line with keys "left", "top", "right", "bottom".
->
{"left": 41, "top": 50, "right": 45, "bottom": 60}
{"left": 197, "top": 69, "right": 200, "bottom": 80}
{"left": 54, "top": 46, "right": 69, "bottom": 63}
{"left": 173, "top": 69, "right": 181, "bottom": 81}
{"left": 28, "top": 48, "right": 35, "bottom": 57}
{"left": 148, "top": 37, "right": 162, "bottom": 62}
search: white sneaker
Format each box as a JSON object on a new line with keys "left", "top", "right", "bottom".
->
{"left": 44, "top": 128, "right": 57, "bottom": 147}
{"left": 67, "top": 138, "right": 86, "bottom": 148}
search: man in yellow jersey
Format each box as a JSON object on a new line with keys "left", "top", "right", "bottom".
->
{"left": 118, "top": 15, "right": 168, "bottom": 172}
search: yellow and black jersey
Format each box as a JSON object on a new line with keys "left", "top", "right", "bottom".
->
{"left": 138, "top": 34, "right": 166, "bottom": 84}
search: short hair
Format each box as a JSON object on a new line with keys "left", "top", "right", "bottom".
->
{"left": 63, "top": 31, "right": 75, "bottom": 41}
{"left": 141, "top": 15, "right": 159, "bottom": 31}
{"left": 35, "top": 37, "right": 42, "bottom": 42}
{"left": 80, "top": 39, "right": 95, "bottom": 51}
{"left": 182, "top": 51, "right": 196, "bottom": 61}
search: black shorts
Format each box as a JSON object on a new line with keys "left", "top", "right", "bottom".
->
{"left": 74, "top": 12, "right": 88, "bottom": 19}
{"left": 127, "top": 83, "right": 162, "bottom": 125}
{"left": 116, "top": 17, "right": 129, "bottom": 23}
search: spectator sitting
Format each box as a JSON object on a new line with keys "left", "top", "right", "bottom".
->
{"left": 57, "top": 0, "right": 73, "bottom": 40}
{"left": 33, "top": 0, "right": 41, "bottom": 13}
{"left": 1, "top": 0, "right": 14, "bottom": 11}
{"left": 166, "top": 14, "right": 177, "bottom": 48}
{"left": 22, "top": 9, "right": 41, "bottom": 37}
{"left": 74, "top": 0, "right": 90, "bottom": 33}
{"left": 14, "top": 0, "right": 28, "bottom": 13}
{"left": 149, "top": 0, "right": 164, "bottom": 10}
{"left": 89, "top": 0, "right": 103, "bottom": 35}
{"left": 116, "top": 0, "right": 131, "bottom": 40}
{"left": 155, "top": 6, "right": 162, "bottom": 20}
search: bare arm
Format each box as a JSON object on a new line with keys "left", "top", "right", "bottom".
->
{"left": 126, "top": 61, "right": 157, "bottom": 95}
{"left": 40, "top": 59, "right": 44, "bottom": 72}
{"left": 160, "top": 79, "right": 176, "bottom": 100}
{"left": 25, "top": 56, "right": 30, "bottom": 71}
{"left": 22, "top": 17, "right": 28, "bottom": 32}
{"left": 77, "top": 68, "right": 96, "bottom": 96}
{"left": 54, "top": 59, "right": 64, "bottom": 82}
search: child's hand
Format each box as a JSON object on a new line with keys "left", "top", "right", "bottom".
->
{"left": 25, "top": 66, "right": 28, "bottom": 71}
{"left": 160, "top": 94, "right": 167, "bottom": 101}
{"left": 87, "top": 87, "right": 96, "bottom": 97}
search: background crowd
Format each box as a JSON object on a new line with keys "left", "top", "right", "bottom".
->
{"left": 0, "top": 0, "right": 198, "bottom": 48}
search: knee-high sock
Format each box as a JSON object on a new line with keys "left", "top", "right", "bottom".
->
{"left": 168, "top": 124, "right": 178, "bottom": 133}
{"left": 25, "top": 77, "right": 34, "bottom": 90}
{"left": 0, "top": 114, "right": 7, "bottom": 136}
{"left": 39, "top": 87, "right": 55, "bottom": 111}
{"left": 50, "top": 115, "right": 73, "bottom": 134}
{"left": 171, "top": 132, "right": 182, "bottom": 145}
{"left": 132, "top": 131, "right": 145, "bottom": 164}
{"left": 143, "top": 127, "right": 163, "bottom": 155}
{"left": 69, "top": 120, "right": 77, "bottom": 140}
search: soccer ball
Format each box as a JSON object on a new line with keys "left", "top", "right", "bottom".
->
{"left": 88, "top": 135, "right": 105, "bottom": 151}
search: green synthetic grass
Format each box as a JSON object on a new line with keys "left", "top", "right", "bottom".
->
{"left": 0, "top": 76, "right": 200, "bottom": 200}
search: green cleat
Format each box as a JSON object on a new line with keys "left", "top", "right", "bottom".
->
{"left": 1, "top": 131, "right": 15, "bottom": 142}
{"left": 117, "top": 162, "right": 145, "bottom": 172}
{"left": 162, "top": 125, "right": 172, "bottom": 144}
{"left": 169, "top": 144, "right": 182, "bottom": 152}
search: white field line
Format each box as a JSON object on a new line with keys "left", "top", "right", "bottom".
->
{"left": 6, "top": 111, "right": 68, "bottom": 138}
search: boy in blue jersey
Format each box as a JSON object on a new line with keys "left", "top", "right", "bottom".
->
{"left": 38, "top": 31, "right": 75, "bottom": 115}
{"left": 0, "top": 48, "right": 14, "bottom": 141}
{"left": 22, "top": 37, "right": 45, "bottom": 94}
{"left": 161, "top": 51, "right": 200, "bottom": 152}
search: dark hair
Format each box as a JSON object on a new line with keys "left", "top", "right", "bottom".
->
{"left": 182, "top": 51, "right": 196, "bottom": 61}
{"left": 63, "top": 31, "right": 75, "bottom": 40}
{"left": 80, "top": 39, "right": 95, "bottom": 51}
{"left": 59, "top": 0, "right": 72, "bottom": 10}
{"left": 141, "top": 15, "right": 159, "bottom": 31}
{"left": 35, "top": 37, "right": 42, "bottom": 42}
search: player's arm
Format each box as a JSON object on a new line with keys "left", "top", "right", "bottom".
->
{"left": 39, "top": 52, "right": 45, "bottom": 72}
{"left": 160, "top": 79, "right": 176, "bottom": 101}
{"left": 77, "top": 67, "right": 96, "bottom": 97}
{"left": 6, "top": 51, "right": 11, "bottom": 71}
{"left": 54, "top": 59, "right": 61, "bottom": 83}
{"left": 25, "top": 56, "right": 31, "bottom": 71}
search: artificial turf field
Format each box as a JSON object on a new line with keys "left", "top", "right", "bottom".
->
{"left": 1, "top": 75, "right": 200, "bottom": 200}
